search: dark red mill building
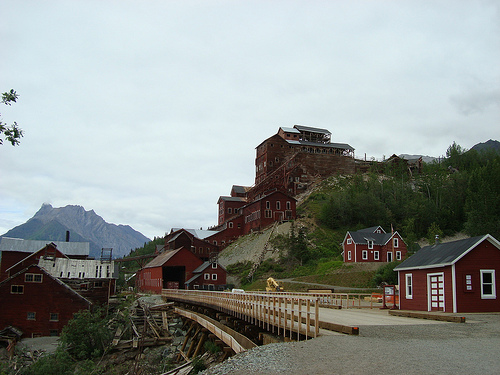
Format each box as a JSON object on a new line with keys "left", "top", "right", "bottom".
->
{"left": 395, "top": 235, "right": 500, "bottom": 313}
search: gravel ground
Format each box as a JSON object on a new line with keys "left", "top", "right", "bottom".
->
{"left": 202, "top": 313, "right": 500, "bottom": 375}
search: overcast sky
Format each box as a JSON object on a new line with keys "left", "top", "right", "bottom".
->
{"left": 1, "top": 0, "right": 499, "bottom": 240}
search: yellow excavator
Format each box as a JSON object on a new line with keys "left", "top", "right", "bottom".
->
{"left": 266, "top": 277, "right": 284, "bottom": 292}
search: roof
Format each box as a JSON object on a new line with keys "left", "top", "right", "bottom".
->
{"left": 231, "top": 185, "right": 251, "bottom": 194}
{"left": 0, "top": 237, "right": 90, "bottom": 256}
{"left": 143, "top": 248, "right": 183, "bottom": 268}
{"left": 280, "top": 127, "right": 301, "bottom": 134}
{"left": 193, "top": 261, "right": 227, "bottom": 273}
{"left": 185, "top": 273, "right": 201, "bottom": 285}
{"left": 394, "top": 234, "right": 500, "bottom": 271}
{"left": 285, "top": 139, "right": 354, "bottom": 150}
{"left": 348, "top": 231, "right": 394, "bottom": 246}
{"left": 170, "top": 228, "right": 219, "bottom": 240}
{"left": 218, "top": 196, "right": 247, "bottom": 203}
{"left": 0, "top": 264, "right": 93, "bottom": 306}
{"left": 294, "top": 125, "right": 331, "bottom": 134}
{"left": 357, "top": 226, "right": 386, "bottom": 234}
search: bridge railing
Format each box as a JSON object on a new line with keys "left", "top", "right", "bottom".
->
{"left": 245, "top": 291, "right": 381, "bottom": 309}
{"left": 162, "top": 289, "right": 320, "bottom": 339}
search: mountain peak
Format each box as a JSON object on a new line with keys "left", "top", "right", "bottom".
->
{"left": 2, "top": 204, "right": 150, "bottom": 258}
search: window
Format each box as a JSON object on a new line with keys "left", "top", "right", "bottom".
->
{"left": 387, "top": 252, "right": 393, "bottom": 262}
{"left": 204, "top": 273, "right": 210, "bottom": 280}
{"left": 362, "top": 250, "right": 368, "bottom": 260}
{"left": 286, "top": 201, "right": 291, "bottom": 210}
{"left": 212, "top": 274, "right": 217, "bottom": 280}
{"left": 94, "top": 281, "right": 103, "bottom": 288}
{"left": 27, "top": 312, "right": 36, "bottom": 321}
{"left": 374, "top": 251, "right": 379, "bottom": 261}
{"left": 266, "top": 201, "right": 270, "bottom": 209}
{"left": 406, "top": 274, "right": 413, "bottom": 299}
{"left": 50, "top": 313, "right": 59, "bottom": 322}
{"left": 265, "top": 210, "right": 272, "bottom": 218}
{"left": 276, "top": 201, "right": 281, "bottom": 210}
{"left": 393, "top": 238, "right": 399, "bottom": 248}
{"left": 480, "top": 270, "right": 496, "bottom": 299}
{"left": 11, "top": 285, "right": 24, "bottom": 294}
{"left": 211, "top": 263, "right": 217, "bottom": 269}
{"left": 396, "top": 251, "right": 402, "bottom": 260}
{"left": 347, "top": 251, "right": 351, "bottom": 261}
{"left": 228, "top": 222, "right": 233, "bottom": 228}
{"left": 228, "top": 208, "right": 232, "bottom": 214}
{"left": 25, "top": 273, "right": 43, "bottom": 283}
{"left": 368, "top": 240, "right": 374, "bottom": 249}
{"left": 347, "top": 239, "right": 352, "bottom": 245}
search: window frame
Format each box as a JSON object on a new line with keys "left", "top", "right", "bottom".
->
{"left": 212, "top": 274, "right": 217, "bottom": 281}
{"left": 374, "top": 251, "right": 379, "bottom": 261}
{"left": 368, "top": 240, "right": 374, "bottom": 250}
{"left": 480, "top": 269, "right": 496, "bottom": 299}
{"left": 396, "top": 251, "right": 402, "bottom": 260}
{"left": 27, "top": 312, "right": 36, "bottom": 321}
{"left": 405, "top": 274, "right": 413, "bottom": 299}
{"left": 362, "top": 250, "right": 368, "bottom": 260}
{"left": 50, "top": 313, "right": 59, "bottom": 322}
{"left": 204, "top": 273, "right": 210, "bottom": 280}
{"left": 11, "top": 285, "right": 24, "bottom": 294}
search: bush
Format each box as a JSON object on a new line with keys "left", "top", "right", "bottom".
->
{"left": 372, "top": 261, "right": 400, "bottom": 286}
{"left": 59, "top": 307, "right": 113, "bottom": 361}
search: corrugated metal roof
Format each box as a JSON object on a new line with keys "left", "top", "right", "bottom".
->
{"left": 143, "top": 248, "right": 181, "bottom": 268}
{"left": 280, "top": 127, "right": 301, "bottom": 134}
{"left": 394, "top": 235, "right": 498, "bottom": 271}
{"left": 219, "top": 196, "right": 246, "bottom": 202}
{"left": 294, "top": 125, "right": 331, "bottom": 134}
{"left": 170, "top": 228, "right": 219, "bottom": 240}
{"left": 0, "top": 237, "right": 90, "bottom": 256}
{"left": 285, "top": 139, "right": 354, "bottom": 150}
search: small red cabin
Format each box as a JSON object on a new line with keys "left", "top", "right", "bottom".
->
{"left": 395, "top": 234, "right": 500, "bottom": 313}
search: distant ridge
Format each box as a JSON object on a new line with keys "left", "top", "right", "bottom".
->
{"left": 470, "top": 139, "right": 500, "bottom": 153}
{"left": 1, "top": 204, "right": 151, "bottom": 258}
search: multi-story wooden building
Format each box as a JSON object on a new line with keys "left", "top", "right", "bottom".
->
{"left": 342, "top": 226, "right": 407, "bottom": 263}
{"left": 252, "top": 125, "right": 355, "bottom": 200}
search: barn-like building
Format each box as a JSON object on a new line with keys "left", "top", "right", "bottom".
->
{"left": 395, "top": 234, "right": 500, "bottom": 313}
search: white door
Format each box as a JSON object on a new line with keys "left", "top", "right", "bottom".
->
{"left": 427, "top": 273, "right": 445, "bottom": 311}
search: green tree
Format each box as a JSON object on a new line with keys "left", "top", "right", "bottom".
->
{"left": 1, "top": 89, "right": 23, "bottom": 146}
{"left": 59, "top": 307, "right": 112, "bottom": 360}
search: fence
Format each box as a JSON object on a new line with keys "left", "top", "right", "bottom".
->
{"left": 162, "top": 289, "right": 320, "bottom": 340}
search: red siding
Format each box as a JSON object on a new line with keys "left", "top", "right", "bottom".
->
{"left": 454, "top": 241, "right": 500, "bottom": 313}
{"left": 0, "top": 265, "right": 90, "bottom": 337}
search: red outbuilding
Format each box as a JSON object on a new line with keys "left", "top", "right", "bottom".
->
{"left": 185, "top": 261, "right": 227, "bottom": 291}
{"left": 395, "top": 234, "right": 500, "bottom": 313}
{"left": 342, "top": 226, "right": 407, "bottom": 263}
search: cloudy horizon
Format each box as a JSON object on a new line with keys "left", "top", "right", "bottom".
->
{"left": 1, "top": 0, "right": 499, "bottom": 239}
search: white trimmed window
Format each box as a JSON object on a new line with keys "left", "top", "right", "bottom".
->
{"left": 393, "top": 238, "right": 399, "bottom": 248}
{"left": 374, "top": 251, "right": 379, "bottom": 261}
{"left": 228, "top": 222, "right": 233, "bottom": 228}
{"left": 405, "top": 274, "right": 413, "bottom": 299}
{"left": 212, "top": 274, "right": 217, "bottom": 280}
{"left": 396, "top": 251, "right": 402, "bottom": 260}
{"left": 211, "top": 263, "right": 217, "bottom": 269}
{"left": 368, "top": 240, "right": 374, "bottom": 249}
{"left": 11, "top": 285, "right": 24, "bottom": 294}
{"left": 27, "top": 312, "right": 36, "bottom": 321}
{"left": 25, "top": 273, "right": 43, "bottom": 283}
{"left": 347, "top": 251, "right": 351, "bottom": 261}
{"left": 50, "top": 313, "right": 59, "bottom": 322}
{"left": 480, "top": 270, "right": 496, "bottom": 299}
{"left": 276, "top": 201, "right": 281, "bottom": 210}
{"left": 347, "top": 239, "right": 352, "bottom": 245}
{"left": 362, "top": 250, "right": 368, "bottom": 260}
{"left": 204, "top": 273, "right": 210, "bottom": 280}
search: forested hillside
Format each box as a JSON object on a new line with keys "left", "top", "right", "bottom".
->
{"left": 307, "top": 142, "right": 500, "bottom": 248}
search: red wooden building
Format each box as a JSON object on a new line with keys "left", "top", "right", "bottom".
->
{"left": 165, "top": 229, "right": 220, "bottom": 261}
{"left": 185, "top": 261, "right": 227, "bottom": 291}
{"left": 137, "top": 247, "right": 227, "bottom": 293}
{"left": 395, "top": 234, "right": 500, "bottom": 313}
{"left": 342, "top": 226, "right": 407, "bottom": 263}
{"left": 0, "top": 264, "right": 91, "bottom": 338}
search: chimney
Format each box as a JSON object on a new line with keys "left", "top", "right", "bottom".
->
{"left": 434, "top": 234, "right": 440, "bottom": 245}
{"left": 66, "top": 231, "right": 70, "bottom": 242}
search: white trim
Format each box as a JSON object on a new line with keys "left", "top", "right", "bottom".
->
{"left": 427, "top": 272, "right": 445, "bottom": 312}
{"left": 362, "top": 250, "right": 368, "bottom": 260}
{"left": 405, "top": 273, "right": 413, "bottom": 299}
{"left": 374, "top": 251, "right": 379, "bottom": 261}
{"left": 480, "top": 269, "right": 496, "bottom": 299}
{"left": 452, "top": 264, "right": 457, "bottom": 313}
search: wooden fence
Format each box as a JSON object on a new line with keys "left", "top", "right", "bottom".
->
{"left": 162, "top": 289, "right": 320, "bottom": 340}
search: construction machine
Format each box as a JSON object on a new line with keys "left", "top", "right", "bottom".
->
{"left": 266, "top": 277, "right": 284, "bottom": 292}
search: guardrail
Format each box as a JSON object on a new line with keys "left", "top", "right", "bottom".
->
{"left": 162, "top": 289, "right": 320, "bottom": 340}
{"left": 245, "top": 291, "right": 381, "bottom": 309}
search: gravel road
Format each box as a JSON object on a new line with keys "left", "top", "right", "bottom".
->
{"left": 202, "top": 313, "right": 500, "bottom": 375}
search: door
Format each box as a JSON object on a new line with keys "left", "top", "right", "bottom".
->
{"left": 427, "top": 273, "right": 445, "bottom": 311}
{"left": 387, "top": 252, "right": 393, "bottom": 262}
